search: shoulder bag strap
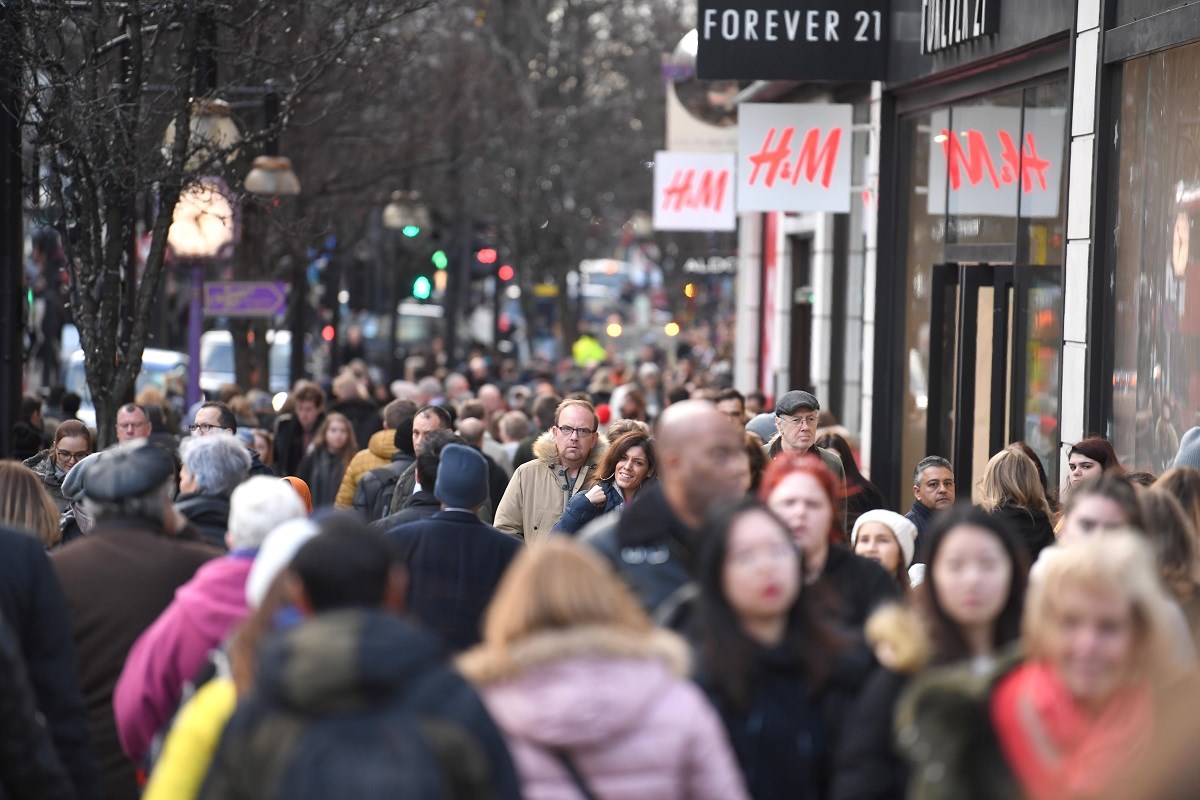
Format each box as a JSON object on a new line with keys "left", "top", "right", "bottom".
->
{"left": 551, "top": 748, "right": 601, "bottom": 800}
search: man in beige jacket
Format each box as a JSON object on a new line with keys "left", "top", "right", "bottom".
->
{"left": 493, "top": 398, "right": 605, "bottom": 544}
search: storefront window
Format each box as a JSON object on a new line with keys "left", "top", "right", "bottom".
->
{"left": 1113, "top": 45, "right": 1200, "bottom": 471}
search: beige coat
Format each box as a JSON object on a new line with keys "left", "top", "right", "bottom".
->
{"left": 493, "top": 433, "right": 606, "bottom": 544}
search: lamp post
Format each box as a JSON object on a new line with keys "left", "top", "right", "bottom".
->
{"left": 168, "top": 180, "right": 235, "bottom": 409}
{"left": 382, "top": 189, "right": 429, "bottom": 381}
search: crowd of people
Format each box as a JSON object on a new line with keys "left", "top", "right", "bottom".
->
{"left": 5, "top": 352, "right": 1200, "bottom": 799}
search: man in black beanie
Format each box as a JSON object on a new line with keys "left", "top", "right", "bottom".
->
{"left": 385, "top": 443, "right": 522, "bottom": 652}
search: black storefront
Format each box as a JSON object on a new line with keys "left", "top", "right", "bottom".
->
{"left": 872, "top": 0, "right": 1074, "bottom": 505}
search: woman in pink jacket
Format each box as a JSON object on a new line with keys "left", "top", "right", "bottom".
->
{"left": 458, "top": 539, "right": 750, "bottom": 800}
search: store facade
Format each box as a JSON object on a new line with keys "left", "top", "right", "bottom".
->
{"left": 872, "top": 0, "right": 1074, "bottom": 503}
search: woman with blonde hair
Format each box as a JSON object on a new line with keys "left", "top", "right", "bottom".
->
{"left": 0, "top": 462, "right": 62, "bottom": 548}
{"left": 900, "top": 530, "right": 1181, "bottom": 800}
{"left": 458, "top": 538, "right": 749, "bottom": 800}
{"left": 978, "top": 445, "right": 1056, "bottom": 562}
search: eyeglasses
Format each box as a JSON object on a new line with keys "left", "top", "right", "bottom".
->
{"left": 55, "top": 450, "right": 90, "bottom": 464}
{"left": 189, "top": 423, "right": 224, "bottom": 434}
{"left": 555, "top": 425, "right": 596, "bottom": 439}
{"left": 779, "top": 413, "right": 818, "bottom": 428}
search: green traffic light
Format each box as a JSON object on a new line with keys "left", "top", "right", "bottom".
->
{"left": 431, "top": 249, "right": 448, "bottom": 270}
{"left": 412, "top": 275, "right": 432, "bottom": 300}
{"left": 401, "top": 225, "right": 421, "bottom": 238}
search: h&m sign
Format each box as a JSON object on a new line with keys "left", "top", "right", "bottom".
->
{"left": 737, "top": 103, "right": 853, "bottom": 213}
{"left": 653, "top": 152, "right": 737, "bottom": 232}
{"left": 921, "top": 0, "right": 1000, "bottom": 54}
{"left": 697, "top": 1, "right": 888, "bottom": 81}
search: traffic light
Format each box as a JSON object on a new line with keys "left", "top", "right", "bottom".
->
{"left": 431, "top": 249, "right": 448, "bottom": 270}
{"left": 412, "top": 275, "right": 432, "bottom": 300}
{"left": 497, "top": 264, "right": 514, "bottom": 282}
{"left": 476, "top": 248, "right": 497, "bottom": 265}
{"left": 401, "top": 225, "right": 421, "bottom": 238}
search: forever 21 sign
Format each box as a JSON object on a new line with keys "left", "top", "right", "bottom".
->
{"left": 696, "top": 1, "right": 889, "bottom": 81}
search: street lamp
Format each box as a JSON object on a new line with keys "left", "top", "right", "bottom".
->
{"left": 168, "top": 179, "right": 236, "bottom": 409}
{"left": 382, "top": 190, "right": 428, "bottom": 380}
{"left": 245, "top": 155, "right": 301, "bottom": 197}
{"left": 161, "top": 98, "right": 243, "bottom": 172}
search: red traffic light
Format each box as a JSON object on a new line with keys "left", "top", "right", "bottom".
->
{"left": 321, "top": 325, "right": 336, "bottom": 342}
{"left": 477, "top": 248, "right": 498, "bottom": 265}
{"left": 497, "top": 264, "right": 514, "bottom": 281}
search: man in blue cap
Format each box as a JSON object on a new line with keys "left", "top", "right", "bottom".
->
{"left": 385, "top": 443, "right": 522, "bottom": 652}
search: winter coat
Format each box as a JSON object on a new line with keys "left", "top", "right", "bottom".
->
{"left": 295, "top": 446, "right": 348, "bottom": 508}
{"left": 142, "top": 677, "right": 236, "bottom": 800}
{"left": 582, "top": 483, "right": 698, "bottom": 621}
{"left": 553, "top": 479, "right": 624, "bottom": 534}
{"left": 273, "top": 411, "right": 325, "bottom": 479}
{"left": 819, "top": 545, "right": 902, "bottom": 631}
{"left": 373, "top": 489, "right": 443, "bottom": 532}
{"left": 329, "top": 396, "right": 382, "bottom": 451}
{"left": 246, "top": 450, "right": 275, "bottom": 477}
{"left": 764, "top": 437, "right": 849, "bottom": 531}
{"left": 51, "top": 518, "right": 220, "bottom": 800}
{"left": 494, "top": 432, "right": 607, "bottom": 543}
{"left": 479, "top": 450, "right": 510, "bottom": 525}
{"left": 906, "top": 501, "right": 936, "bottom": 555}
{"left": 0, "top": 613, "right": 74, "bottom": 800}
{"left": 353, "top": 451, "right": 416, "bottom": 521}
{"left": 12, "top": 421, "right": 44, "bottom": 463}
{"left": 113, "top": 553, "right": 254, "bottom": 763}
{"left": 199, "top": 609, "right": 522, "bottom": 800}
{"left": 387, "top": 510, "right": 522, "bottom": 652}
{"left": 987, "top": 505, "right": 1056, "bottom": 563}
{"left": 24, "top": 450, "right": 70, "bottom": 513}
{"left": 334, "top": 429, "right": 396, "bottom": 508}
{"left": 458, "top": 625, "right": 750, "bottom": 800}
{"left": 0, "top": 526, "right": 99, "bottom": 800}
{"left": 173, "top": 493, "right": 232, "bottom": 550}
{"left": 846, "top": 480, "right": 888, "bottom": 538}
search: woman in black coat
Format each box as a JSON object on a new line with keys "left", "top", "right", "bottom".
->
{"left": 977, "top": 445, "right": 1056, "bottom": 563}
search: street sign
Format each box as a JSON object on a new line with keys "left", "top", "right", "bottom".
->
{"left": 737, "top": 103, "right": 853, "bottom": 213}
{"left": 203, "top": 281, "right": 288, "bottom": 318}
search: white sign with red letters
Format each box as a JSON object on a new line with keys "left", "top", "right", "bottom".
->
{"left": 736, "top": 103, "right": 853, "bottom": 213}
{"left": 653, "top": 151, "right": 737, "bottom": 232}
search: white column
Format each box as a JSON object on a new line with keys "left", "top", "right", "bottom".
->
{"left": 734, "top": 212, "right": 763, "bottom": 394}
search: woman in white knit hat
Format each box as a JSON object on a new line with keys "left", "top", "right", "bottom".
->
{"left": 851, "top": 509, "right": 919, "bottom": 591}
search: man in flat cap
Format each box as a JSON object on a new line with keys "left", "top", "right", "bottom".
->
{"left": 51, "top": 441, "right": 220, "bottom": 800}
{"left": 764, "top": 390, "right": 847, "bottom": 529}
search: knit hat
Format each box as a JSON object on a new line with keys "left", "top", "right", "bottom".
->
{"left": 851, "top": 510, "right": 918, "bottom": 568}
{"left": 280, "top": 477, "right": 313, "bottom": 515}
{"left": 434, "top": 443, "right": 488, "bottom": 510}
{"left": 1174, "top": 427, "right": 1200, "bottom": 469}
{"left": 245, "top": 518, "right": 320, "bottom": 609}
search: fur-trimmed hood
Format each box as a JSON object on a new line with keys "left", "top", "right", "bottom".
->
{"left": 458, "top": 624, "right": 689, "bottom": 685}
{"left": 864, "top": 604, "right": 931, "bottom": 675}
{"left": 458, "top": 626, "right": 693, "bottom": 750}
{"left": 530, "top": 430, "right": 607, "bottom": 468}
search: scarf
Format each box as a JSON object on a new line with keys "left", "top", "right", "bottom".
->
{"left": 990, "top": 661, "right": 1152, "bottom": 800}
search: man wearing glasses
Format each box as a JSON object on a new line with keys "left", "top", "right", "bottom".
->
{"left": 494, "top": 398, "right": 606, "bottom": 544}
{"left": 766, "top": 390, "right": 847, "bottom": 527}
{"left": 189, "top": 401, "right": 276, "bottom": 476}
{"left": 115, "top": 403, "right": 153, "bottom": 444}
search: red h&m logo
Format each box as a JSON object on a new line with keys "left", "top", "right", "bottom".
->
{"left": 747, "top": 126, "right": 842, "bottom": 189}
{"left": 661, "top": 168, "right": 730, "bottom": 213}
{"left": 940, "top": 129, "right": 1052, "bottom": 194}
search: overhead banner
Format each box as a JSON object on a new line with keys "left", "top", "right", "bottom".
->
{"left": 927, "top": 106, "right": 1065, "bottom": 218}
{"left": 653, "top": 151, "right": 737, "bottom": 232}
{"left": 737, "top": 103, "right": 853, "bottom": 213}
{"left": 697, "top": 0, "right": 888, "bottom": 81}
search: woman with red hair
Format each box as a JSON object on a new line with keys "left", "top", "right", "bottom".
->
{"left": 760, "top": 453, "right": 899, "bottom": 630}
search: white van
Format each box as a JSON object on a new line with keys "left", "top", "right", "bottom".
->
{"left": 199, "top": 330, "right": 292, "bottom": 396}
{"left": 62, "top": 348, "right": 189, "bottom": 428}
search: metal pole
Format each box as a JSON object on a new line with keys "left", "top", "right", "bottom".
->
{"left": 0, "top": 4, "right": 24, "bottom": 458}
{"left": 289, "top": 253, "right": 305, "bottom": 387}
{"left": 186, "top": 262, "right": 203, "bottom": 407}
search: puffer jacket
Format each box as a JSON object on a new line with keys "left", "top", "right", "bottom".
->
{"left": 24, "top": 450, "right": 69, "bottom": 513}
{"left": 334, "top": 430, "right": 396, "bottom": 509}
{"left": 493, "top": 433, "right": 607, "bottom": 544}
{"left": 458, "top": 625, "right": 749, "bottom": 800}
{"left": 199, "top": 609, "right": 521, "bottom": 800}
{"left": 553, "top": 479, "right": 624, "bottom": 534}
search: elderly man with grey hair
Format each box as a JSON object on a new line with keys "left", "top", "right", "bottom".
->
{"left": 51, "top": 442, "right": 220, "bottom": 800}
{"left": 175, "top": 433, "right": 251, "bottom": 549}
{"left": 114, "top": 476, "right": 306, "bottom": 765}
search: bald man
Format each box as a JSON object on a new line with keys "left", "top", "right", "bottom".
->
{"left": 581, "top": 400, "right": 748, "bottom": 621}
{"left": 455, "top": 418, "right": 509, "bottom": 524}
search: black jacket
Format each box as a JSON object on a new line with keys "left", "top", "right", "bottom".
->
{"left": 845, "top": 480, "right": 887, "bottom": 538}
{"left": 478, "top": 451, "right": 509, "bottom": 525}
{"left": 296, "top": 447, "right": 347, "bottom": 509}
{"left": 988, "top": 505, "right": 1055, "bottom": 563}
{"left": 353, "top": 452, "right": 416, "bottom": 522}
{"left": 0, "top": 614, "right": 75, "bottom": 800}
{"left": 174, "top": 493, "right": 232, "bottom": 550}
{"left": 372, "top": 490, "right": 442, "bottom": 532}
{"left": 0, "top": 527, "right": 99, "bottom": 800}
{"left": 583, "top": 484, "right": 696, "bottom": 619}
{"left": 387, "top": 510, "right": 523, "bottom": 652}
{"left": 12, "top": 422, "right": 44, "bottom": 463}
{"left": 274, "top": 412, "right": 325, "bottom": 478}
{"left": 831, "top": 666, "right": 910, "bottom": 800}
{"left": 199, "top": 609, "right": 521, "bottom": 800}
{"left": 818, "top": 545, "right": 901, "bottom": 631}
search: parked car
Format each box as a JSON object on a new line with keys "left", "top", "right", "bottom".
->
{"left": 199, "top": 329, "right": 291, "bottom": 396}
{"left": 62, "top": 347, "right": 189, "bottom": 428}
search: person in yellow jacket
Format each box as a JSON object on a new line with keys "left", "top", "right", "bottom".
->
{"left": 333, "top": 399, "right": 414, "bottom": 508}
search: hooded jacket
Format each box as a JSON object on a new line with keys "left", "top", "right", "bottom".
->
{"left": 493, "top": 432, "right": 606, "bottom": 544}
{"left": 334, "top": 429, "right": 397, "bottom": 509}
{"left": 199, "top": 609, "right": 522, "bottom": 800}
{"left": 24, "top": 450, "right": 70, "bottom": 513}
{"left": 458, "top": 625, "right": 749, "bottom": 800}
{"left": 113, "top": 554, "right": 254, "bottom": 764}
